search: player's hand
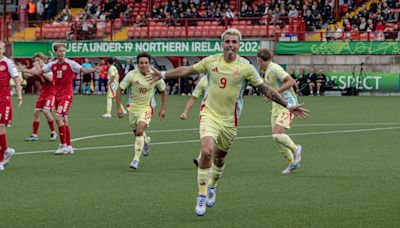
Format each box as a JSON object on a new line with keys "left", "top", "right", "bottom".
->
{"left": 16, "top": 63, "right": 26, "bottom": 72}
{"left": 145, "top": 66, "right": 162, "bottom": 83}
{"left": 117, "top": 107, "right": 124, "bottom": 118}
{"left": 159, "top": 108, "right": 166, "bottom": 120}
{"left": 17, "top": 98, "right": 23, "bottom": 107}
{"left": 180, "top": 112, "right": 187, "bottom": 120}
{"left": 289, "top": 103, "right": 310, "bottom": 119}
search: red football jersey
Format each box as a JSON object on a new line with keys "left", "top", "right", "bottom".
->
{"left": 43, "top": 59, "right": 82, "bottom": 99}
{"left": 31, "top": 71, "right": 55, "bottom": 98}
{"left": 0, "top": 57, "right": 18, "bottom": 97}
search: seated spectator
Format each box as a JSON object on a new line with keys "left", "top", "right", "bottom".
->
{"left": 366, "top": 19, "right": 375, "bottom": 32}
{"left": 315, "top": 68, "right": 327, "bottom": 96}
{"left": 388, "top": 24, "right": 400, "bottom": 40}
{"left": 343, "top": 19, "right": 352, "bottom": 32}
{"left": 307, "top": 67, "right": 317, "bottom": 96}
{"left": 375, "top": 19, "right": 385, "bottom": 32}
{"left": 333, "top": 24, "right": 343, "bottom": 40}
{"left": 134, "top": 15, "right": 147, "bottom": 27}
{"left": 57, "top": 9, "right": 72, "bottom": 22}
{"left": 351, "top": 27, "right": 361, "bottom": 40}
{"left": 225, "top": 7, "right": 234, "bottom": 25}
{"left": 288, "top": 4, "right": 299, "bottom": 19}
{"left": 358, "top": 17, "right": 367, "bottom": 32}
{"left": 304, "top": 10, "right": 315, "bottom": 31}
{"left": 376, "top": 31, "right": 385, "bottom": 40}
{"left": 296, "top": 68, "right": 308, "bottom": 95}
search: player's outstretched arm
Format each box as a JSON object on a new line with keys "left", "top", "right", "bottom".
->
{"left": 257, "top": 82, "right": 310, "bottom": 119}
{"left": 20, "top": 66, "right": 44, "bottom": 77}
{"left": 159, "top": 90, "right": 167, "bottom": 120}
{"left": 146, "top": 66, "right": 197, "bottom": 83}
{"left": 180, "top": 96, "right": 197, "bottom": 120}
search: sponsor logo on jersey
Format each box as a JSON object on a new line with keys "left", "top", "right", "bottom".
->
{"left": 233, "top": 69, "right": 240, "bottom": 79}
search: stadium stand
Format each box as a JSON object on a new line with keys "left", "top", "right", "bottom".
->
{"left": 6, "top": 0, "right": 400, "bottom": 41}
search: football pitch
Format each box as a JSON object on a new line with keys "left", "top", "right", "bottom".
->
{"left": 1, "top": 95, "right": 399, "bottom": 227}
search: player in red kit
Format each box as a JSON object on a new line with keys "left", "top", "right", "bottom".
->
{"left": 22, "top": 43, "right": 96, "bottom": 155}
{"left": 0, "top": 41, "right": 23, "bottom": 171}
{"left": 22, "top": 53, "right": 57, "bottom": 141}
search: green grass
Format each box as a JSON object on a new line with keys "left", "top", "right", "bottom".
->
{"left": 1, "top": 95, "right": 400, "bottom": 227}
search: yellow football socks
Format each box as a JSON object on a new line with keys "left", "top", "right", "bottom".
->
{"left": 272, "top": 134, "right": 297, "bottom": 163}
{"left": 208, "top": 163, "right": 225, "bottom": 188}
{"left": 134, "top": 135, "right": 144, "bottom": 161}
{"left": 198, "top": 168, "right": 211, "bottom": 195}
{"left": 106, "top": 97, "right": 112, "bottom": 115}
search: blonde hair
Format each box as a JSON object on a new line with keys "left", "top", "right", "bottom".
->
{"left": 221, "top": 28, "right": 242, "bottom": 41}
{"left": 33, "top": 52, "right": 46, "bottom": 60}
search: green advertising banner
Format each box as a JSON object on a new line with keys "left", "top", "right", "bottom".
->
{"left": 12, "top": 40, "right": 260, "bottom": 58}
{"left": 276, "top": 42, "right": 400, "bottom": 55}
{"left": 325, "top": 72, "right": 400, "bottom": 92}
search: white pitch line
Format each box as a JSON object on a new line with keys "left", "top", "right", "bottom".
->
{"left": 16, "top": 126, "right": 400, "bottom": 155}
{"left": 71, "top": 122, "right": 400, "bottom": 142}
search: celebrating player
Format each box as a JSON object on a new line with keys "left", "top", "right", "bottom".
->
{"left": 0, "top": 40, "right": 23, "bottom": 171}
{"left": 22, "top": 53, "right": 57, "bottom": 142}
{"left": 147, "top": 28, "right": 309, "bottom": 216}
{"left": 115, "top": 52, "right": 167, "bottom": 170}
{"left": 257, "top": 48, "right": 303, "bottom": 174}
{"left": 102, "top": 57, "right": 127, "bottom": 118}
{"left": 22, "top": 43, "right": 96, "bottom": 155}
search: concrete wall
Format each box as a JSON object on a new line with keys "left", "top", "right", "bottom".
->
{"left": 273, "top": 55, "right": 400, "bottom": 72}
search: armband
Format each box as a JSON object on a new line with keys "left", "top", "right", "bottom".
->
{"left": 161, "top": 71, "right": 166, "bottom": 80}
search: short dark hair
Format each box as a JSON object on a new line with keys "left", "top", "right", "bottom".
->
{"left": 107, "top": 57, "right": 114, "bottom": 64}
{"left": 136, "top": 52, "right": 152, "bottom": 62}
{"left": 53, "top": 43, "right": 66, "bottom": 52}
{"left": 257, "top": 49, "right": 272, "bottom": 62}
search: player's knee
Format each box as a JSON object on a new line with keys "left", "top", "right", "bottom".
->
{"left": 213, "top": 157, "right": 225, "bottom": 167}
{"left": 272, "top": 134, "right": 282, "bottom": 142}
{"left": 200, "top": 148, "right": 212, "bottom": 161}
{"left": 135, "top": 129, "right": 144, "bottom": 136}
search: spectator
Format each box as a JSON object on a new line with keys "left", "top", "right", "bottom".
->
{"left": 305, "top": 10, "right": 315, "bottom": 31}
{"left": 27, "top": 0, "right": 37, "bottom": 26}
{"left": 315, "top": 68, "right": 327, "bottom": 96}
{"left": 366, "top": 19, "right": 375, "bottom": 32}
{"left": 226, "top": 7, "right": 235, "bottom": 25}
{"left": 37, "top": 0, "right": 45, "bottom": 21}
{"left": 307, "top": 67, "right": 317, "bottom": 96}
{"left": 134, "top": 15, "right": 147, "bottom": 27}
{"left": 288, "top": 4, "right": 299, "bottom": 19}
{"left": 334, "top": 24, "right": 344, "bottom": 40}
{"left": 179, "top": 58, "right": 193, "bottom": 95}
{"left": 58, "top": 9, "right": 72, "bottom": 22}
{"left": 124, "top": 58, "right": 135, "bottom": 76}
{"left": 45, "top": 0, "right": 57, "bottom": 21}
{"left": 296, "top": 68, "right": 308, "bottom": 95}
